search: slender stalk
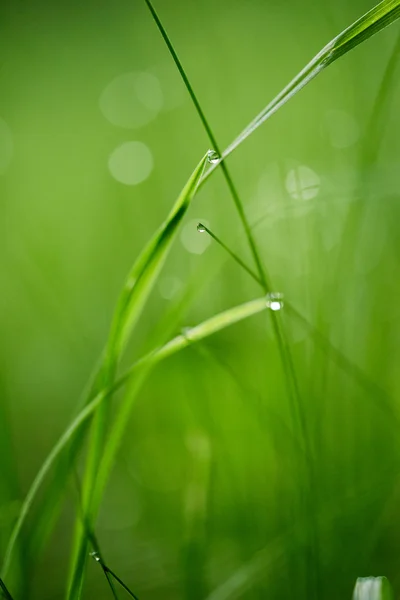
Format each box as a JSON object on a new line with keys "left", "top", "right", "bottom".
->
{"left": 199, "top": 224, "right": 398, "bottom": 425}
{"left": 143, "top": 0, "right": 268, "bottom": 290}
{"left": 0, "top": 578, "right": 14, "bottom": 600}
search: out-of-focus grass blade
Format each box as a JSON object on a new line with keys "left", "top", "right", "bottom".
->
{"left": 66, "top": 150, "right": 215, "bottom": 600}
{"left": 1, "top": 297, "right": 268, "bottom": 581}
{"left": 0, "top": 394, "right": 104, "bottom": 580}
{"left": 204, "top": 0, "right": 400, "bottom": 175}
{"left": 353, "top": 577, "right": 393, "bottom": 600}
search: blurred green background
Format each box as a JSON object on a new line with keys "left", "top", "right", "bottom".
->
{"left": 1, "top": 0, "right": 400, "bottom": 598}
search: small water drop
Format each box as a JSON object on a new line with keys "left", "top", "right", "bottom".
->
{"left": 207, "top": 149, "right": 219, "bottom": 164}
{"left": 90, "top": 551, "right": 101, "bottom": 562}
{"left": 266, "top": 292, "right": 284, "bottom": 311}
{"left": 181, "top": 326, "right": 193, "bottom": 338}
{"left": 197, "top": 223, "right": 206, "bottom": 233}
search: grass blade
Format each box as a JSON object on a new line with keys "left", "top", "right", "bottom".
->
{"left": 1, "top": 298, "right": 269, "bottom": 582}
{"left": 0, "top": 578, "right": 14, "bottom": 600}
{"left": 203, "top": 0, "right": 400, "bottom": 175}
{"left": 143, "top": 0, "right": 270, "bottom": 294}
{"left": 75, "top": 296, "right": 270, "bottom": 552}
{"left": 66, "top": 151, "right": 210, "bottom": 599}
{"left": 0, "top": 394, "right": 105, "bottom": 581}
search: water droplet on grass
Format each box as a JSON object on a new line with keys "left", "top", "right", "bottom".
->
{"left": 207, "top": 150, "right": 219, "bottom": 164}
{"left": 266, "top": 292, "right": 284, "bottom": 311}
{"left": 197, "top": 223, "right": 206, "bottom": 233}
{"left": 90, "top": 551, "right": 101, "bottom": 562}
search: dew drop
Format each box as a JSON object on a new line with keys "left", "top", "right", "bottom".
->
{"left": 266, "top": 292, "right": 284, "bottom": 311}
{"left": 181, "top": 326, "right": 193, "bottom": 339}
{"left": 197, "top": 223, "right": 206, "bottom": 233}
{"left": 207, "top": 149, "right": 219, "bottom": 164}
{"left": 90, "top": 551, "right": 101, "bottom": 562}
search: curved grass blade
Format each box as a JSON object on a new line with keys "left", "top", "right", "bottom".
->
{"left": 203, "top": 0, "right": 400, "bottom": 178}
{"left": 0, "top": 394, "right": 104, "bottom": 580}
{"left": 66, "top": 151, "right": 210, "bottom": 599}
{"left": 75, "top": 296, "right": 271, "bottom": 552}
{"left": 1, "top": 298, "right": 269, "bottom": 581}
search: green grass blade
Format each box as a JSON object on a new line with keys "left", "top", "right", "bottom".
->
{"left": 143, "top": 0, "right": 270, "bottom": 295}
{"left": 142, "top": 1, "right": 308, "bottom": 517}
{"left": 0, "top": 393, "right": 104, "bottom": 580}
{"left": 0, "top": 578, "right": 14, "bottom": 600}
{"left": 80, "top": 297, "right": 270, "bottom": 532}
{"left": 202, "top": 0, "right": 400, "bottom": 176}
{"left": 105, "top": 151, "right": 210, "bottom": 360}
{"left": 1, "top": 297, "right": 268, "bottom": 582}
{"left": 118, "top": 297, "right": 268, "bottom": 384}
{"left": 66, "top": 151, "right": 210, "bottom": 599}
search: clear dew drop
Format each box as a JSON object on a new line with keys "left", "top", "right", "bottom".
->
{"left": 181, "top": 326, "right": 193, "bottom": 339}
{"left": 207, "top": 149, "right": 219, "bottom": 164}
{"left": 90, "top": 551, "right": 101, "bottom": 562}
{"left": 266, "top": 292, "right": 284, "bottom": 311}
{"left": 197, "top": 223, "right": 206, "bottom": 233}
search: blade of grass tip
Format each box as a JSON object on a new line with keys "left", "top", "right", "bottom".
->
{"left": 0, "top": 578, "right": 14, "bottom": 600}
{"left": 197, "top": 223, "right": 262, "bottom": 286}
{"left": 1, "top": 297, "right": 268, "bottom": 582}
{"left": 201, "top": 0, "right": 400, "bottom": 180}
{"left": 67, "top": 151, "right": 210, "bottom": 600}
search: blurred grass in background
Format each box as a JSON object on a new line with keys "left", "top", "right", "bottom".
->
{"left": 1, "top": 0, "right": 400, "bottom": 598}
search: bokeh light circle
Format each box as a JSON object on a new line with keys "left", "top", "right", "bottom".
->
{"left": 180, "top": 219, "right": 211, "bottom": 255}
{"left": 108, "top": 141, "right": 153, "bottom": 186}
{"left": 100, "top": 71, "right": 163, "bottom": 129}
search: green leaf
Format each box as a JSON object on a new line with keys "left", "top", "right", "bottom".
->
{"left": 203, "top": 0, "right": 400, "bottom": 173}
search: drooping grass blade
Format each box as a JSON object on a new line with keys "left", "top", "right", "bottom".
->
{"left": 66, "top": 151, "right": 210, "bottom": 599}
{"left": 1, "top": 297, "right": 270, "bottom": 581}
{"left": 203, "top": 0, "right": 400, "bottom": 177}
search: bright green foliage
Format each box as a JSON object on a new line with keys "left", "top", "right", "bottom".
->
{"left": 2, "top": 0, "right": 400, "bottom": 598}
